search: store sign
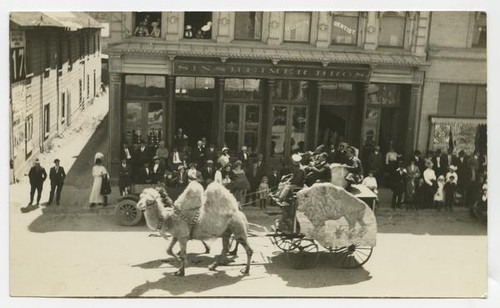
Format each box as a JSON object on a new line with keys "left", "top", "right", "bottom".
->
{"left": 10, "top": 31, "right": 26, "bottom": 82}
{"left": 174, "top": 61, "right": 371, "bottom": 82}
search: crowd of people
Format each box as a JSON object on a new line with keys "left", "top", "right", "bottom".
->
{"left": 361, "top": 146, "right": 488, "bottom": 212}
{"left": 118, "top": 129, "right": 279, "bottom": 210}
{"left": 20, "top": 123, "right": 487, "bottom": 215}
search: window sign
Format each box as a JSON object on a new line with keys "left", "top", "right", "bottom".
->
{"left": 284, "top": 12, "right": 311, "bottom": 42}
{"left": 332, "top": 12, "right": 359, "bottom": 45}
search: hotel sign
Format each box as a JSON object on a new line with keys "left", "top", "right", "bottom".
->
{"left": 174, "top": 61, "right": 371, "bottom": 82}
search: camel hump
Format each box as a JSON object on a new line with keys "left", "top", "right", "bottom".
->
{"left": 175, "top": 180, "right": 205, "bottom": 211}
{"left": 329, "top": 163, "right": 349, "bottom": 188}
{"left": 205, "top": 182, "right": 240, "bottom": 214}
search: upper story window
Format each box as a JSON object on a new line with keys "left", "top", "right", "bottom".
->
{"left": 284, "top": 12, "right": 311, "bottom": 43}
{"left": 234, "top": 12, "right": 263, "bottom": 40}
{"left": 472, "top": 12, "right": 486, "bottom": 48}
{"left": 134, "top": 12, "right": 162, "bottom": 38}
{"left": 331, "top": 12, "right": 359, "bottom": 45}
{"left": 378, "top": 11, "right": 407, "bottom": 48}
{"left": 184, "top": 12, "right": 213, "bottom": 39}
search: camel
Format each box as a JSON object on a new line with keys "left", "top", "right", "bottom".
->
{"left": 137, "top": 181, "right": 253, "bottom": 277}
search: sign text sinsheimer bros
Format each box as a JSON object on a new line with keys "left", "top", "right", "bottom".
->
{"left": 174, "top": 61, "right": 370, "bottom": 82}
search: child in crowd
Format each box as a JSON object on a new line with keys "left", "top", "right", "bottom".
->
{"left": 362, "top": 170, "right": 378, "bottom": 195}
{"left": 258, "top": 176, "right": 270, "bottom": 211}
{"left": 444, "top": 175, "right": 457, "bottom": 212}
{"left": 434, "top": 175, "right": 445, "bottom": 211}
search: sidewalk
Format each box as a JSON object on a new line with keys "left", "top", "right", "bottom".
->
{"left": 10, "top": 90, "right": 110, "bottom": 214}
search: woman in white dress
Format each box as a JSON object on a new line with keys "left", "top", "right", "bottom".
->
{"left": 89, "top": 157, "right": 108, "bottom": 207}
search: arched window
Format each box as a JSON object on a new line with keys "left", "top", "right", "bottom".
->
{"left": 378, "top": 11, "right": 407, "bottom": 48}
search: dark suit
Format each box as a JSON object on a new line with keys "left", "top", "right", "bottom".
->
{"left": 432, "top": 155, "right": 446, "bottom": 177}
{"left": 28, "top": 165, "right": 47, "bottom": 205}
{"left": 246, "top": 162, "right": 264, "bottom": 203}
{"left": 190, "top": 146, "right": 205, "bottom": 167}
{"left": 168, "top": 151, "right": 185, "bottom": 171}
{"left": 239, "top": 151, "right": 251, "bottom": 169}
{"left": 201, "top": 166, "right": 216, "bottom": 185}
{"left": 48, "top": 166, "right": 66, "bottom": 204}
{"left": 150, "top": 163, "right": 165, "bottom": 184}
{"left": 118, "top": 163, "right": 133, "bottom": 195}
{"left": 137, "top": 167, "right": 152, "bottom": 184}
{"left": 392, "top": 168, "right": 407, "bottom": 209}
{"left": 135, "top": 146, "right": 153, "bottom": 165}
{"left": 205, "top": 149, "right": 218, "bottom": 164}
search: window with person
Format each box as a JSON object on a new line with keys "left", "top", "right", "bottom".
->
{"left": 472, "top": 12, "right": 486, "bottom": 48}
{"left": 331, "top": 12, "right": 359, "bottom": 45}
{"left": 234, "top": 12, "right": 263, "bottom": 40}
{"left": 378, "top": 11, "right": 407, "bottom": 47}
{"left": 283, "top": 12, "right": 311, "bottom": 42}
{"left": 134, "top": 12, "right": 162, "bottom": 38}
{"left": 184, "top": 12, "right": 213, "bottom": 39}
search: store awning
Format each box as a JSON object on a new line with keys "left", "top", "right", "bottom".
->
{"left": 109, "top": 41, "right": 427, "bottom": 67}
{"left": 10, "top": 12, "right": 101, "bottom": 30}
{"left": 430, "top": 116, "right": 487, "bottom": 125}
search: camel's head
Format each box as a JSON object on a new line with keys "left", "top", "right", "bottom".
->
{"left": 137, "top": 188, "right": 162, "bottom": 211}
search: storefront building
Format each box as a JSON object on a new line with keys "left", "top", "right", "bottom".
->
{"left": 9, "top": 12, "right": 102, "bottom": 182}
{"left": 420, "top": 12, "right": 487, "bottom": 156}
{"left": 106, "top": 11, "right": 467, "bottom": 173}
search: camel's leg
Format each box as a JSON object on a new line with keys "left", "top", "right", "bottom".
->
{"left": 235, "top": 236, "right": 253, "bottom": 275}
{"left": 228, "top": 241, "right": 239, "bottom": 256}
{"left": 201, "top": 240, "right": 211, "bottom": 254}
{"left": 174, "top": 238, "right": 188, "bottom": 277}
{"left": 166, "top": 237, "right": 178, "bottom": 259}
{"left": 209, "top": 232, "right": 231, "bottom": 271}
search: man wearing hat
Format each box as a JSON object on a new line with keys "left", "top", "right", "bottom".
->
{"left": 28, "top": 158, "right": 47, "bottom": 207}
{"left": 48, "top": 158, "right": 66, "bottom": 205}
{"left": 239, "top": 145, "right": 250, "bottom": 170}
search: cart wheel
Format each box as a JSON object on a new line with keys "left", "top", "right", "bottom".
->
{"left": 271, "top": 234, "right": 296, "bottom": 252}
{"left": 115, "top": 199, "right": 143, "bottom": 226}
{"left": 285, "top": 239, "right": 319, "bottom": 269}
{"left": 330, "top": 245, "right": 373, "bottom": 268}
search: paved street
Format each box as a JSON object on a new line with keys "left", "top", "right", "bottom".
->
{"left": 9, "top": 200, "right": 486, "bottom": 297}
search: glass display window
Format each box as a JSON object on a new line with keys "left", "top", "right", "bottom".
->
{"left": 125, "top": 101, "right": 164, "bottom": 146}
{"left": 224, "top": 78, "right": 262, "bottom": 100}
{"left": 176, "top": 76, "right": 215, "bottom": 98}
{"left": 224, "top": 104, "right": 262, "bottom": 153}
{"left": 274, "top": 80, "right": 309, "bottom": 102}
{"left": 271, "top": 105, "right": 308, "bottom": 157}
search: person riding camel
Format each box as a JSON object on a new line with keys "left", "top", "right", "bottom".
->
{"left": 305, "top": 152, "right": 331, "bottom": 186}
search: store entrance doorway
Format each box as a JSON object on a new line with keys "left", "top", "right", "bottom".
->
{"left": 318, "top": 105, "right": 351, "bottom": 148}
{"left": 175, "top": 100, "right": 213, "bottom": 147}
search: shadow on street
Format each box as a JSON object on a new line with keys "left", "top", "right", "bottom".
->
{"left": 263, "top": 252, "right": 372, "bottom": 289}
